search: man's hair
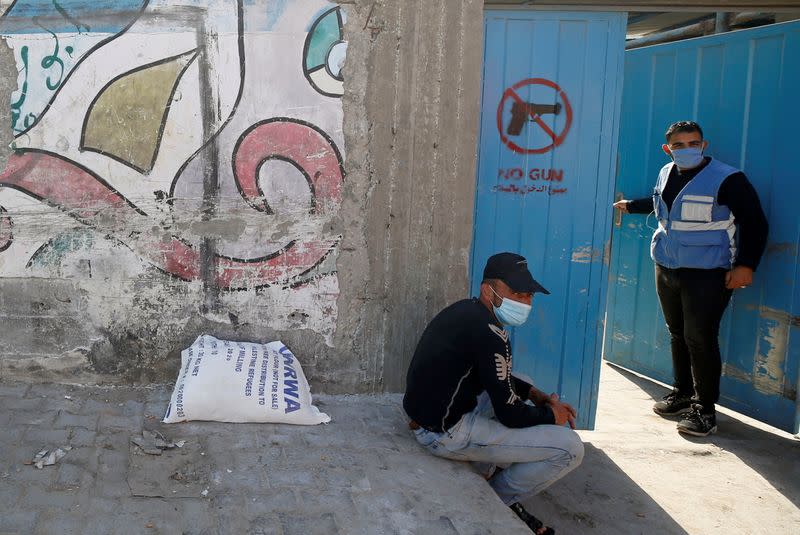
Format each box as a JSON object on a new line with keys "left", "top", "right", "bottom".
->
{"left": 665, "top": 121, "right": 703, "bottom": 142}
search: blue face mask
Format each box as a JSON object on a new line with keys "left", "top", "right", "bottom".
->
{"left": 490, "top": 286, "right": 531, "bottom": 326}
{"left": 669, "top": 147, "right": 704, "bottom": 169}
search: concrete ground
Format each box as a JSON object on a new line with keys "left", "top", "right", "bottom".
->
{"left": 524, "top": 362, "right": 800, "bottom": 535}
{"left": 1, "top": 361, "right": 799, "bottom": 534}
{"left": 0, "top": 385, "right": 523, "bottom": 535}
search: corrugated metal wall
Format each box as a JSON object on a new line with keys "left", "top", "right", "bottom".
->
{"left": 471, "top": 10, "right": 626, "bottom": 428}
{"left": 605, "top": 21, "right": 800, "bottom": 432}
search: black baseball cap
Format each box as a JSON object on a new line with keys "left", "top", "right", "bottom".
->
{"left": 483, "top": 252, "right": 550, "bottom": 295}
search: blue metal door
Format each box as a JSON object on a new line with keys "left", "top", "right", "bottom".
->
{"left": 471, "top": 10, "right": 626, "bottom": 429}
{"left": 606, "top": 22, "right": 800, "bottom": 433}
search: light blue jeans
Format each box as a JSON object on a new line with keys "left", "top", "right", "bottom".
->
{"left": 413, "top": 392, "right": 584, "bottom": 505}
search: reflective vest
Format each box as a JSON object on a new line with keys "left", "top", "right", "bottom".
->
{"left": 650, "top": 158, "right": 738, "bottom": 269}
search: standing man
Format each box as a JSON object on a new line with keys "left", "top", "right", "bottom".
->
{"left": 613, "top": 120, "right": 768, "bottom": 437}
{"left": 404, "top": 252, "right": 583, "bottom": 535}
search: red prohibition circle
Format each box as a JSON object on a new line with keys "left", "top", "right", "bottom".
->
{"left": 496, "top": 78, "right": 573, "bottom": 155}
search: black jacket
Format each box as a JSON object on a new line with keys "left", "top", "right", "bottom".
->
{"left": 403, "top": 298, "right": 555, "bottom": 433}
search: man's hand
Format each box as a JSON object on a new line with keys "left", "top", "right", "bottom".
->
{"left": 612, "top": 200, "right": 630, "bottom": 213}
{"left": 546, "top": 394, "right": 577, "bottom": 429}
{"left": 725, "top": 266, "right": 754, "bottom": 289}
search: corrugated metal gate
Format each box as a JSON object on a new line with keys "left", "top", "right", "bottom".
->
{"left": 605, "top": 21, "right": 800, "bottom": 433}
{"left": 471, "top": 10, "right": 626, "bottom": 429}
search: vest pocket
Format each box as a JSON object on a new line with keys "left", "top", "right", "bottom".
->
{"left": 675, "top": 230, "right": 726, "bottom": 246}
{"left": 674, "top": 230, "right": 729, "bottom": 268}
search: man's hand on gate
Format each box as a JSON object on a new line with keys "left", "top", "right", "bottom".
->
{"left": 612, "top": 200, "right": 630, "bottom": 213}
{"left": 725, "top": 266, "right": 754, "bottom": 289}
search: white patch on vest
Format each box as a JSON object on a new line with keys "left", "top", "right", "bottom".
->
{"left": 488, "top": 324, "right": 508, "bottom": 342}
{"left": 682, "top": 195, "right": 714, "bottom": 203}
{"left": 671, "top": 219, "right": 734, "bottom": 231}
{"left": 680, "top": 201, "right": 713, "bottom": 222}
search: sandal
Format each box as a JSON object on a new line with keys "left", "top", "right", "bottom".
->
{"left": 509, "top": 502, "right": 555, "bottom": 535}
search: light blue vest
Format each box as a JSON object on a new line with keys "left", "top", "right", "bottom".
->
{"left": 650, "top": 158, "right": 738, "bottom": 269}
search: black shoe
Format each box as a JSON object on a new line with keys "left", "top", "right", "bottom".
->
{"left": 677, "top": 404, "right": 717, "bottom": 436}
{"left": 509, "top": 502, "right": 555, "bottom": 535}
{"left": 653, "top": 390, "right": 693, "bottom": 416}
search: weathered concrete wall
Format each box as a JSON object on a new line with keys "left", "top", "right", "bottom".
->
{"left": 0, "top": 0, "right": 483, "bottom": 392}
{"left": 338, "top": 0, "right": 484, "bottom": 391}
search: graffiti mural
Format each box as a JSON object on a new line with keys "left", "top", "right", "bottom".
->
{"left": 0, "top": 0, "right": 346, "bottom": 338}
{"left": 2, "top": 0, "right": 150, "bottom": 134}
{"left": 303, "top": 5, "right": 345, "bottom": 98}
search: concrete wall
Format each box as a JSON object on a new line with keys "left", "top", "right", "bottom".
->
{"left": 339, "top": 0, "right": 483, "bottom": 391}
{"left": 0, "top": 0, "right": 483, "bottom": 392}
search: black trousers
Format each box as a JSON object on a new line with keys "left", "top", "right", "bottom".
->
{"left": 655, "top": 265, "right": 733, "bottom": 411}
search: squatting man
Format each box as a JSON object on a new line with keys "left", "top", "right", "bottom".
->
{"left": 403, "top": 252, "right": 583, "bottom": 535}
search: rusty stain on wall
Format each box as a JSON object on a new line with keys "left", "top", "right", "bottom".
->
{"left": 571, "top": 245, "right": 601, "bottom": 263}
{"left": 612, "top": 330, "right": 633, "bottom": 344}
{"left": 721, "top": 362, "right": 752, "bottom": 384}
{"left": 753, "top": 306, "right": 790, "bottom": 397}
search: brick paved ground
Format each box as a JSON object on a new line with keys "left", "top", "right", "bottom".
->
{"left": 4, "top": 365, "right": 799, "bottom": 535}
{"left": 0, "top": 383, "right": 525, "bottom": 535}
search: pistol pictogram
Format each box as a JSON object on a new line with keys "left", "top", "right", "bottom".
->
{"left": 507, "top": 101, "right": 562, "bottom": 136}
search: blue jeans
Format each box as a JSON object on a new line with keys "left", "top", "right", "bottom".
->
{"left": 413, "top": 393, "right": 584, "bottom": 505}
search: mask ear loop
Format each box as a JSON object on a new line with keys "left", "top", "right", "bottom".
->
{"left": 645, "top": 190, "right": 660, "bottom": 232}
{"left": 488, "top": 285, "right": 504, "bottom": 306}
{"left": 645, "top": 210, "right": 658, "bottom": 232}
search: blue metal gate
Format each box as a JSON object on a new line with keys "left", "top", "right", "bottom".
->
{"left": 605, "top": 22, "right": 800, "bottom": 433}
{"left": 471, "top": 10, "right": 626, "bottom": 429}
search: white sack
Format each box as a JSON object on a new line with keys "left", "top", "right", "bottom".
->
{"left": 163, "top": 335, "right": 330, "bottom": 425}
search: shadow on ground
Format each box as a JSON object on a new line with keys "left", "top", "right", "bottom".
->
{"left": 521, "top": 443, "right": 688, "bottom": 535}
{"left": 608, "top": 363, "right": 800, "bottom": 511}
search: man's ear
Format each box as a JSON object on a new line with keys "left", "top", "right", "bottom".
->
{"left": 661, "top": 143, "right": 672, "bottom": 156}
{"left": 702, "top": 140, "right": 709, "bottom": 152}
{"left": 480, "top": 281, "right": 493, "bottom": 302}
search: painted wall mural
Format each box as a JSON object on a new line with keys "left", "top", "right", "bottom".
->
{"left": 0, "top": 0, "right": 346, "bottom": 340}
